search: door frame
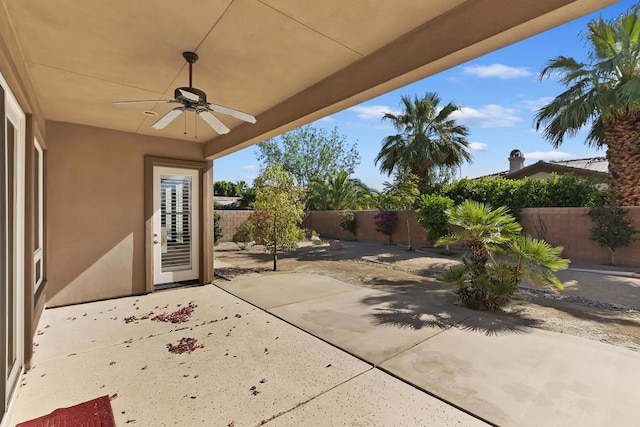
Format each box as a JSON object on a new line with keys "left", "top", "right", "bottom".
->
{"left": 144, "top": 156, "right": 212, "bottom": 293}
{"left": 1, "top": 72, "right": 25, "bottom": 420}
{"left": 152, "top": 166, "right": 200, "bottom": 285}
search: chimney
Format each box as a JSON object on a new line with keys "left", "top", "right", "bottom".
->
{"left": 509, "top": 149, "right": 525, "bottom": 172}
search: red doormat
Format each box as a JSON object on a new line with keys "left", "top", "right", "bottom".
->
{"left": 15, "top": 395, "right": 115, "bottom": 427}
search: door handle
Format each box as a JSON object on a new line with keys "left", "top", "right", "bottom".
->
{"left": 154, "top": 240, "right": 160, "bottom": 244}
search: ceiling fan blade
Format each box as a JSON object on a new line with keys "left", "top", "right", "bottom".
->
{"left": 198, "top": 111, "right": 230, "bottom": 134}
{"left": 206, "top": 103, "right": 256, "bottom": 124}
{"left": 178, "top": 89, "right": 200, "bottom": 102}
{"left": 113, "top": 99, "right": 175, "bottom": 105}
{"left": 151, "top": 108, "right": 184, "bottom": 129}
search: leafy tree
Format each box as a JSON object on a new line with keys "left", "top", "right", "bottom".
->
{"left": 535, "top": 7, "right": 640, "bottom": 206}
{"left": 256, "top": 125, "right": 360, "bottom": 197}
{"left": 252, "top": 164, "right": 305, "bottom": 271}
{"left": 375, "top": 93, "right": 471, "bottom": 193}
{"left": 589, "top": 199, "right": 638, "bottom": 265}
{"left": 437, "top": 201, "right": 568, "bottom": 311}
{"left": 377, "top": 173, "right": 420, "bottom": 250}
{"left": 416, "top": 194, "right": 454, "bottom": 246}
{"left": 214, "top": 180, "right": 249, "bottom": 197}
{"left": 308, "top": 171, "right": 373, "bottom": 210}
{"left": 237, "top": 187, "right": 255, "bottom": 209}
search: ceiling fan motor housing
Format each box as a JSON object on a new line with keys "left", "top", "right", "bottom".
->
{"left": 175, "top": 87, "right": 207, "bottom": 104}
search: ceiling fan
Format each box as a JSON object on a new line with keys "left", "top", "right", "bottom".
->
{"left": 113, "top": 52, "right": 256, "bottom": 134}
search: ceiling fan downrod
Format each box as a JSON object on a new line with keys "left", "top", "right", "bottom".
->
{"left": 183, "top": 51, "right": 198, "bottom": 88}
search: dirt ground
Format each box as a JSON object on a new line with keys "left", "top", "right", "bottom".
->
{"left": 214, "top": 241, "right": 640, "bottom": 353}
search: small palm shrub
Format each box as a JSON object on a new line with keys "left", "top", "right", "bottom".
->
{"left": 437, "top": 200, "right": 569, "bottom": 311}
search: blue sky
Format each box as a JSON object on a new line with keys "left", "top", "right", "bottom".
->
{"left": 214, "top": 0, "right": 634, "bottom": 191}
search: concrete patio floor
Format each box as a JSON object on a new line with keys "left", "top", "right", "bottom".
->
{"left": 10, "top": 283, "right": 485, "bottom": 427}
{"left": 218, "top": 273, "right": 640, "bottom": 427}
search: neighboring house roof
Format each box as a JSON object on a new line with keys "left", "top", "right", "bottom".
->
{"left": 476, "top": 157, "right": 609, "bottom": 180}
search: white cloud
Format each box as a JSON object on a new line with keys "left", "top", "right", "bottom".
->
{"left": 349, "top": 105, "right": 401, "bottom": 120}
{"left": 523, "top": 151, "right": 573, "bottom": 161}
{"left": 451, "top": 105, "right": 522, "bottom": 128}
{"left": 316, "top": 116, "right": 335, "bottom": 122}
{"left": 242, "top": 164, "right": 259, "bottom": 172}
{"left": 520, "top": 97, "right": 554, "bottom": 112}
{"left": 469, "top": 142, "right": 489, "bottom": 152}
{"left": 462, "top": 64, "right": 533, "bottom": 80}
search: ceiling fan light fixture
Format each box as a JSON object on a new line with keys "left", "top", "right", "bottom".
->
{"left": 113, "top": 51, "right": 256, "bottom": 134}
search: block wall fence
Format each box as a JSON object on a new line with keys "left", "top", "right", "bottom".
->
{"left": 215, "top": 210, "right": 253, "bottom": 243}
{"left": 216, "top": 207, "right": 640, "bottom": 267}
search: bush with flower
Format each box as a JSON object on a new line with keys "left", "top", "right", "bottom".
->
{"left": 374, "top": 209, "right": 397, "bottom": 243}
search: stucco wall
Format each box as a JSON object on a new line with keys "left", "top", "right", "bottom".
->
{"left": 519, "top": 207, "right": 640, "bottom": 267}
{"left": 308, "top": 210, "right": 428, "bottom": 247}
{"left": 46, "top": 121, "right": 209, "bottom": 307}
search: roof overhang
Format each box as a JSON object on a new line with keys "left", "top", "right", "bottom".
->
{"left": 0, "top": 0, "right": 617, "bottom": 159}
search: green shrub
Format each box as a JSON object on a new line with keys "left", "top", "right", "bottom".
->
{"left": 439, "top": 174, "right": 606, "bottom": 211}
{"left": 232, "top": 219, "right": 254, "bottom": 250}
{"left": 213, "top": 212, "right": 223, "bottom": 245}
{"left": 293, "top": 227, "right": 306, "bottom": 242}
{"left": 416, "top": 194, "right": 454, "bottom": 245}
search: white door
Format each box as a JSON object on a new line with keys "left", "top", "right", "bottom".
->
{"left": 153, "top": 167, "right": 199, "bottom": 286}
{"left": 1, "top": 74, "right": 25, "bottom": 418}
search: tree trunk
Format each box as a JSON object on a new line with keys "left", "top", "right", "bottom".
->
{"left": 604, "top": 114, "right": 640, "bottom": 206}
{"left": 406, "top": 217, "right": 413, "bottom": 250}
{"left": 609, "top": 248, "right": 616, "bottom": 266}
{"left": 272, "top": 221, "right": 278, "bottom": 271}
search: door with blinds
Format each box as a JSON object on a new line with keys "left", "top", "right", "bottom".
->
{"left": 152, "top": 167, "right": 200, "bottom": 287}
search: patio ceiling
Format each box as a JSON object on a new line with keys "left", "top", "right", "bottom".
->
{"left": 1, "top": 0, "right": 616, "bottom": 159}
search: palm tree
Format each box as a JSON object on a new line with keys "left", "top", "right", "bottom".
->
{"left": 535, "top": 7, "right": 640, "bottom": 206}
{"left": 435, "top": 201, "right": 567, "bottom": 311}
{"left": 436, "top": 200, "right": 522, "bottom": 272}
{"left": 308, "top": 171, "right": 372, "bottom": 210}
{"left": 375, "top": 93, "right": 472, "bottom": 193}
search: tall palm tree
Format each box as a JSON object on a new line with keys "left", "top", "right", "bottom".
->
{"left": 535, "top": 7, "right": 640, "bottom": 206}
{"left": 308, "top": 171, "right": 372, "bottom": 210}
{"left": 375, "top": 93, "right": 471, "bottom": 193}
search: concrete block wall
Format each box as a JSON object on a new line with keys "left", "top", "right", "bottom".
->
{"left": 308, "top": 210, "right": 428, "bottom": 247}
{"left": 519, "top": 207, "right": 640, "bottom": 267}
{"left": 215, "top": 210, "right": 253, "bottom": 242}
